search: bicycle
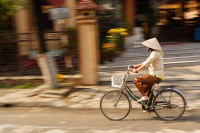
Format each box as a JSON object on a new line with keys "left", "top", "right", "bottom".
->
{"left": 100, "top": 66, "right": 187, "bottom": 121}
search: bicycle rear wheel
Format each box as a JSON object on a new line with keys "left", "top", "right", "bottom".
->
{"left": 100, "top": 90, "right": 131, "bottom": 121}
{"left": 153, "top": 89, "right": 186, "bottom": 121}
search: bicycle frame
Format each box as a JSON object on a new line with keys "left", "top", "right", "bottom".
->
{"left": 115, "top": 68, "right": 167, "bottom": 109}
{"left": 100, "top": 66, "right": 187, "bottom": 121}
{"left": 123, "top": 85, "right": 166, "bottom": 109}
{"left": 100, "top": 65, "right": 188, "bottom": 121}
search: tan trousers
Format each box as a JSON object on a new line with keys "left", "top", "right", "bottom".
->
{"left": 133, "top": 74, "right": 162, "bottom": 96}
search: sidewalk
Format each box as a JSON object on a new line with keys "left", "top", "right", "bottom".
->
{"left": 0, "top": 65, "right": 200, "bottom": 109}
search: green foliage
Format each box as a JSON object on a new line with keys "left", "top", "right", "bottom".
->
{"left": 64, "top": 27, "right": 78, "bottom": 55}
{"left": 98, "top": 9, "right": 129, "bottom": 52}
{"left": 116, "top": 18, "right": 130, "bottom": 31}
{"left": 106, "top": 28, "right": 128, "bottom": 51}
{"left": 102, "top": 43, "right": 116, "bottom": 54}
{"left": 0, "top": 83, "right": 13, "bottom": 88}
{"left": 100, "top": 28, "right": 127, "bottom": 63}
{"left": 0, "top": 0, "right": 28, "bottom": 32}
{"left": 0, "top": 81, "right": 42, "bottom": 89}
{"left": 108, "top": 33, "right": 123, "bottom": 51}
{"left": 14, "top": 82, "right": 32, "bottom": 89}
{"left": 0, "top": 0, "right": 28, "bottom": 16}
{"left": 0, "top": 79, "right": 43, "bottom": 89}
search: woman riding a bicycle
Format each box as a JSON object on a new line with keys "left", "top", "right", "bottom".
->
{"left": 131, "top": 37, "right": 165, "bottom": 102}
{"left": 100, "top": 38, "right": 186, "bottom": 121}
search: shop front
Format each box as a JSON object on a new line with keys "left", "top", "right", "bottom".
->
{"left": 156, "top": 0, "right": 200, "bottom": 41}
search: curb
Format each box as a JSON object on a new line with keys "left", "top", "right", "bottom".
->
{"left": 0, "top": 86, "right": 75, "bottom": 108}
{"left": 0, "top": 84, "right": 200, "bottom": 109}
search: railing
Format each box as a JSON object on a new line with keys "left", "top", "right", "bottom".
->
{"left": 0, "top": 31, "right": 79, "bottom": 76}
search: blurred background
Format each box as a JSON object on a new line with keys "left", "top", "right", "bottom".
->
{"left": 1, "top": 1, "right": 200, "bottom": 132}
{"left": 0, "top": 0, "right": 200, "bottom": 85}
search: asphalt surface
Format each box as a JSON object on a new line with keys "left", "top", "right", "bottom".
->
{"left": 0, "top": 42, "right": 200, "bottom": 133}
{"left": 99, "top": 43, "right": 200, "bottom": 76}
{"left": 0, "top": 107, "right": 200, "bottom": 133}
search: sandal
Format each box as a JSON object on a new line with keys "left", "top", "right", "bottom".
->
{"left": 137, "top": 97, "right": 149, "bottom": 102}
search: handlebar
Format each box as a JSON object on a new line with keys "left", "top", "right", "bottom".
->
{"left": 127, "top": 65, "right": 138, "bottom": 74}
{"left": 128, "top": 65, "right": 133, "bottom": 70}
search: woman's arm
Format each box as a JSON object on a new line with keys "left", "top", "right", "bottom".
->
{"left": 133, "top": 63, "right": 143, "bottom": 68}
{"left": 132, "top": 64, "right": 146, "bottom": 73}
{"left": 132, "top": 51, "right": 158, "bottom": 73}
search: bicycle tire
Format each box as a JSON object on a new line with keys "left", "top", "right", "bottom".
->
{"left": 100, "top": 90, "right": 131, "bottom": 121}
{"left": 153, "top": 89, "right": 186, "bottom": 121}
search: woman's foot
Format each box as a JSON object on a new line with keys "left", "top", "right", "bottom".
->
{"left": 137, "top": 96, "right": 149, "bottom": 102}
{"left": 143, "top": 108, "right": 154, "bottom": 113}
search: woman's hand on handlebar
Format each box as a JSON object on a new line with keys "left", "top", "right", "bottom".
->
{"left": 128, "top": 65, "right": 134, "bottom": 70}
{"left": 132, "top": 68, "right": 138, "bottom": 73}
{"left": 128, "top": 65, "right": 138, "bottom": 73}
{"left": 133, "top": 63, "right": 143, "bottom": 68}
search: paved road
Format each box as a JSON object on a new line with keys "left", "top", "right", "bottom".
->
{"left": 99, "top": 43, "right": 200, "bottom": 73}
{"left": 0, "top": 107, "right": 200, "bottom": 133}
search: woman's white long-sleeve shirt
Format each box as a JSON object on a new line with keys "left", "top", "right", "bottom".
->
{"left": 142, "top": 50, "right": 165, "bottom": 80}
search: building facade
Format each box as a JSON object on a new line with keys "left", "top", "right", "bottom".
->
{"left": 2, "top": 0, "right": 200, "bottom": 56}
{"left": 12, "top": 0, "right": 135, "bottom": 56}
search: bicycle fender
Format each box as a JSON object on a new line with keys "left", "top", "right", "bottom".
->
{"left": 156, "top": 85, "right": 176, "bottom": 92}
{"left": 157, "top": 87, "right": 186, "bottom": 100}
{"left": 155, "top": 87, "right": 188, "bottom": 108}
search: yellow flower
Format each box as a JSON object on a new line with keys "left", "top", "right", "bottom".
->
{"left": 106, "top": 36, "right": 113, "bottom": 38}
{"left": 116, "top": 28, "right": 127, "bottom": 33}
{"left": 102, "top": 43, "right": 116, "bottom": 51}
{"left": 108, "top": 28, "right": 128, "bottom": 34}
{"left": 56, "top": 74, "right": 64, "bottom": 82}
{"left": 108, "top": 29, "right": 118, "bottom": 33}
{"left": 120, "top": 32, "right": 128, "bottom": 36}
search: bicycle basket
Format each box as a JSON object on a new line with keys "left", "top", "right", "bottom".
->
{"left": 111, "top": 75, "right": 124, "bottom": 88}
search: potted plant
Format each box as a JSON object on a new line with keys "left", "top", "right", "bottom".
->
{"left": 101, "top": 43, "right": 116, "bottom": 62}
{"left": 106, "top": 28, "right": 128, "bottom": 53}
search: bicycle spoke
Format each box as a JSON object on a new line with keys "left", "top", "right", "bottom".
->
{"left": 153, "top": 89, "right": 186, "bottom": 121}
{"left": 159, "top": 92, "right": 168, "bottom": 103}
{"left": 169, "top": 90, "right": 172, "bottom": 103}
{"left": 100, "top": 90, "right": 131, "bottom": 121}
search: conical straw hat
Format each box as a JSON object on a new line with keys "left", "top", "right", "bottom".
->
{"left": 141, "top": 37, "right": 164, "bottom": 56}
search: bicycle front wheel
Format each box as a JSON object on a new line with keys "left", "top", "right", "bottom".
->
{"left": 100, "top": 90, "right": 131, "bottom": 121}
{"left": 153, "top": 89, "right": 186, "bottom": 121}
